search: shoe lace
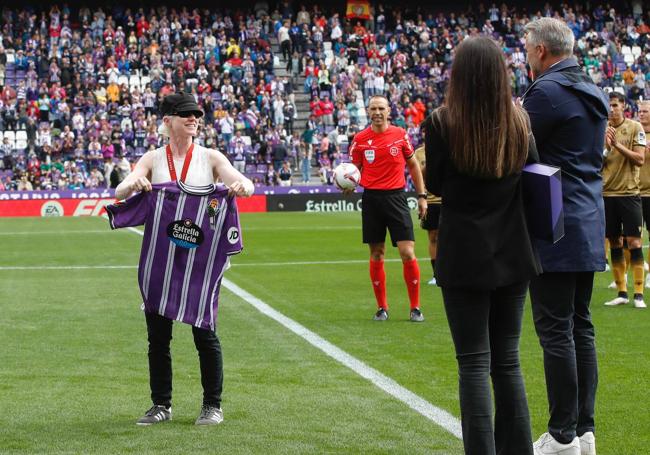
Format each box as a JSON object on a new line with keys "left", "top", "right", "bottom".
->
{"left": 146, "top": 405, "right": 167, "bottom": 417}
{"left": 200, "top": 405, "right": 217, "bottom": 418}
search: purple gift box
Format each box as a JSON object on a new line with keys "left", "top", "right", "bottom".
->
{"left": 522, "top": 163, "right": 565, "bottom": 243}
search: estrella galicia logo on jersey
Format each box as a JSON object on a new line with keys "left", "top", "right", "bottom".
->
{"left": 227, "top": 227, "right": 240, "bottom": 245}
{"left": 390, "top": 146, "right": 399, "bottom": 156}
{"left": 167, "top": 219, "right": 204, "bottom": 249}
{"left": 364, "top": 149, "right": 375, "bottom": 163}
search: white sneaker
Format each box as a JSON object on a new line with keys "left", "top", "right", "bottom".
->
{"left": 645, "top": 262, "right": 649, "bottom": 272}
{"left": 634, "top": 297, "right": 647, "bottom": 309}
{"left": 533, "top": 433, "right": 580, "bottom": 455}
{"left": 579, "top": 432, "right": 596, "bottom": 455}
{"left": 427, "top": 277, "right": 437, "bottom": 285}
{"left": 645, "top": 274, "right": 650, "bottom": 289}
{"left": 604, "top": 263, "right": 610, "bottom": 272}
{"left": 604, "top": 296, "right": 629, "bottom": 306}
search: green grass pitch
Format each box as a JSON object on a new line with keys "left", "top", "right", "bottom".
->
{"left": 0, "top": 213, "right": 648, "bottom": 454}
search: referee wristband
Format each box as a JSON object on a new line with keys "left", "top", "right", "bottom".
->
{"left": 417, "top": 193, "right": 427, "bottom": 199}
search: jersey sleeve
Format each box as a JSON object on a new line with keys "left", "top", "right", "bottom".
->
{"left": 105, "top": 190, "right": 150, "bottom": 229}
{"left": 223, "top": 196, "right": 243, "bottom": 255}
{"left": 633, "top": 123, "right": 647, "bottom": 148}
{"left": 349, "top": 134, "right": 363, "bottom": 166}
{"left": 401, "top": 130, "right": 415, "bottom": 159}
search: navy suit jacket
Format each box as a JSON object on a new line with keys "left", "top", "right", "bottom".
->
{"left": 522, "top": 58, "right": 608, "bottom": 272}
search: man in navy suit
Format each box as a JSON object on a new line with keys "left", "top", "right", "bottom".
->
{"left": 522, "top": 18, "right": 609, "bottom": 455}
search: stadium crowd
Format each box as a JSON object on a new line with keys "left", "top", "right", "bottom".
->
{"left": 0, "top": 2, "right": 649, "bottom": 191}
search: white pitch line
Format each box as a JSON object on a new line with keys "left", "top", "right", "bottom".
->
{"left": 123, "top": 225, "right": 463, "bottom": 439}
{"left": 0, "top": 258, "right": 413, "bottom": 271}
{"left": 0, "top": 265, "right": 137, "bottom": 270}
{"left": 0, "top": 230, "right": 120, "bottom": 236}
{"left": 222, "top": 278, "right": 463, "bottom": 439}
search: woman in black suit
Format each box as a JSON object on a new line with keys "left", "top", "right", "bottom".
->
{"left": 423, "top": 37, "right": 540, "bottom": 455}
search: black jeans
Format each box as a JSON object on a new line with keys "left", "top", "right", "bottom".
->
{"left": 442, "top": 281, "right": 533, "bottom": 455}
{"left": 145, "top": 312, "right": 223, "bottom": 408}
{"left": 529, "top": 272, "right": 598, "bottom": 444}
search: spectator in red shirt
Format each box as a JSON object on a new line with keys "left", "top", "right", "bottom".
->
{"left": 348, "top": 95, "right": 428, "bottom": 322}
{"left": 309, "top": 95, "right": 322, "bottom": 118}
{"left": 136, "top": 16, "right": 149, "bottom": 37}
{"left": 319, "top": 95, "right": 334, "bottom": 127}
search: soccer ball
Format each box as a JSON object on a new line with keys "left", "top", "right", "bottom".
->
{"left": 333, "top": 163, "right": 361, "bottom": 190}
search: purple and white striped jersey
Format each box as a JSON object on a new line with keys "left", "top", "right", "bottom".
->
{"left": 106, "top": 182, "right": 242, "bottom": 330}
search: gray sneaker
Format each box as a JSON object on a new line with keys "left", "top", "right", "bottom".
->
{"left": 373, "top": 308, "right": 388, "bottom": 321}
{"left": 410, "top": 308, "right": 425, "bottom": 322}
{"left": 195, "top": 405, "right": 223, "bottom": 425}
{"left": 136, "top": 405, "right": 172, "bottom": 426}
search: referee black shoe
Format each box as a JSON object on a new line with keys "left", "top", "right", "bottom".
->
{"left": 373, "top": 308, "right": 388, "bottom": 321}
{"left": 409, "top": 308, "right": 424, "bottom": 322}
{"left": 136, "top": 405, "right": 172, "bottom": 426}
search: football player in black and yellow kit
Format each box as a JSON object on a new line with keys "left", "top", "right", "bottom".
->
{"left": 415, "top": 142, "right": 441, "bottom": 285}
{"left": 638, "top": 100, "right": 650, "bottom": 288}
{"left": 603, "top": 92, "right": 647, "bottom": 308}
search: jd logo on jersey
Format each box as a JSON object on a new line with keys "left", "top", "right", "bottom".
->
{"left": 364, "top": 149, "right": 375, "bottom": 163}
{"left": 167, "top": 219, "right": 204, "bottom": 249}
{"left": 227, "top": 227, "right": 240, "bottom": 245}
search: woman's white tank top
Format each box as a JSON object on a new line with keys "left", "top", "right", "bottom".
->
{"left": 150, "top": 143, "right": 215, "bottom": 186}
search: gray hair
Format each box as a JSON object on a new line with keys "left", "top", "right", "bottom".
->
{"left": 524, "top": 18, "right": 574, "bottom": 57}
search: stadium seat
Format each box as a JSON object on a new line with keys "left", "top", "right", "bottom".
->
{"left": 632, "top": 46, "right": 642, "bottom": 58}
{"left": 256, "top": 163, "right": 268, "bottom": 173}
{"left": 118, "top": 75, "right": 129, "bottom": 86}
{"left": 323, "top": 42, "right": 332, "bottom": 51}
{"left": 129, "top": 75, "right": 141, "bottom": 88}
{"left": 245, "top": 164, "right": 256, "bottom": 173}
{"left": 241, "top": 136, "right": 252, "bottom": 146}
{"left": 15, "top": 139, "right": 27, "bottom": 150}
{"left": 140, "top": 75, "right": 151, "bottom": 87}
{"left": 15, "top": 131, "right": 27, "bottom": 141}
{"left": 4, "top": 131, "right": 16, "bottom": 142}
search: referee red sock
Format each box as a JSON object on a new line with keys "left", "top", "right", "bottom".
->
{"left": 402, "top": 258, "right": 420, "bottom": 310}
{"left": 369, "top": 259, "right": 387, "bottom": 310}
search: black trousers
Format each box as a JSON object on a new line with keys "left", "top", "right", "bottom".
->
{"left": 442, "top": 281, "right": 533, "bottom": 455}
{"left": 529, "top": 272, "right": 598, "bottom": 444}
{"left": 145, "top": 312, "right": 223, "bottom": 408}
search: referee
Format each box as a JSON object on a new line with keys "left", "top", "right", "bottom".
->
{"left": 348, "top": 95, "right": 428, "bottom": 322}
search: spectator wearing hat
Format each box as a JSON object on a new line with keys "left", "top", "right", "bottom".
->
{"left": 115, "top": 92, "right": 253, "bottom": 427}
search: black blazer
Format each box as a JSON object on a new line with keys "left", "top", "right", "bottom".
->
{"left": 423, "top": 112, "right": 541, "bottom": 290}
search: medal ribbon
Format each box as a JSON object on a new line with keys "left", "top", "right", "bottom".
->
{"left": 165, "top": 143, "right": 194, "bottom": 183}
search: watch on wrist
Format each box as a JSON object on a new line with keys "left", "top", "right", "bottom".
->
{"left": 417, "top": 193, "right": 427, "bottom": 199}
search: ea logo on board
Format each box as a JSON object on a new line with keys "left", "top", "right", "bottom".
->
{"left": 227, "top": 227, "right": 240, "bottom": 244}
{"left": 41, "top": 201, "right": 64, "bottom": 217}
